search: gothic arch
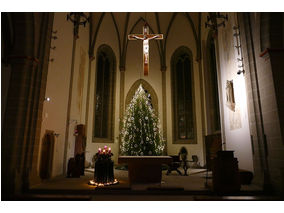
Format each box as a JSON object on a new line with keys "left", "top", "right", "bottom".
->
{"left": 89, "top": 12, "right": 106, "bottom": 56}
{"left": 184, "top": 13, "right": 199, "bottom": 56}
{"left": 125, "top": 79, "right": 158, "bottom": 114}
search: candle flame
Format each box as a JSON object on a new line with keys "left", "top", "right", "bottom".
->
{"left": 88, "top": 179, "right": 119, "bottom": 187}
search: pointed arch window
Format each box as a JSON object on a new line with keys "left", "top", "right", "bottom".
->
{"left": 171, "top": 47, "right": 196, "bottom": 144}
{"left": 93, "top": 45, "right": 116, "bottom": 142}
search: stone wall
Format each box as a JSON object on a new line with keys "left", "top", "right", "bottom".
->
{"left": 228, "top": 12, "right": 284, "bottom": 193}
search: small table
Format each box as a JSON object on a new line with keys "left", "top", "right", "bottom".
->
{"left": 118, "top": 156, "right": 172, "bottom": 184}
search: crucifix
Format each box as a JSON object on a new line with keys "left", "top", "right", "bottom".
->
{"left": 128, "top": 22, "right": 163, "bottom": 76}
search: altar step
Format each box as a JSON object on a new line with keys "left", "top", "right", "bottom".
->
{"left": 27, "top": 186, "right": 264, "bottom": 197}
{"left": 21, "top": 189, "right": 274, "bottom": 201}
{"left": 15, "top": 194, "right": 92, "bottom": 201}
{"left": 25, "top": 169, "right": 265, "bottom": 200}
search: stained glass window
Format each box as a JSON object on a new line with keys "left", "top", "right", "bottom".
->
{"left": 94, "top": 45, "right": 116, "bottom": 142}
{"left": 171, "top": 47, "right": 195, "bottom": 143}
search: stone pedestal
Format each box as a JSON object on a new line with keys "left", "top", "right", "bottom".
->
{"left": 118, "top": 156, "right": 172, "bottom": 184}
{"left": 94, "top": 159, "right": 114, "bottom": 184}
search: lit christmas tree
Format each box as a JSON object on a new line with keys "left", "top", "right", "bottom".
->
{"left": 120, "top": 85, "right": 165, "bottom": 156}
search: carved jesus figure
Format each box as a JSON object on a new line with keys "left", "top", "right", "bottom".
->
{"left": 128, "top": 23, "right": 163, "bottom": 76}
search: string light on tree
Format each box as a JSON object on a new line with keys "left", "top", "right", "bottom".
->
{"left": 120, "top": 84, "right": 165, "bottom": 156}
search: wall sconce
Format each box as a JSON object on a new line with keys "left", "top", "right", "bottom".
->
{"left": 205, "top": 12, "right": 228, "bottom": 30}
{"left": 45, "top": 97, "right": 51, "bottom": 102}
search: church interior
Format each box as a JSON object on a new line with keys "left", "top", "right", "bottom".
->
{"left": 1, "top": 11, "right": 284, "bottom": 201}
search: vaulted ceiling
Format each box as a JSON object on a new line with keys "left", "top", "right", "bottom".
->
{"left": 89, "top": 12, "right": 205, "bottom": 70}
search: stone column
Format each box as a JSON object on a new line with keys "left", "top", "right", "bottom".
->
{"left": 2, "top": 56, "right": 39, "bottom": 198}
{"left": 161, "top": 66, "right": 168, "bottom": 154}
{"left": 238, "top": 13, "right": 272, "bottom": 191}
{"left": 263, "top": 49, "right": 284, "bottom": 144}
{"left": 28, "top": 13, "right": 54, "bottom": 187}
{"left": 85, "top": 54, "right": 96, "bottom": 136}
{"left": 2, "top": 12, "right": 54, "bottom": 200}
{"left": 118, "top": 66, "right": 125, "bottom": 154}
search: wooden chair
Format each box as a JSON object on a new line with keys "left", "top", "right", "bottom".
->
{"left": 166, "top": 155, "right": 182, "bottom": 175}
{"left": 167, "top": 147, "right": 192, "bottom": 176}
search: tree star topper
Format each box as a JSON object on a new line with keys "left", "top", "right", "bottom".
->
{"left": 128, "top": 22, "right": 163, "bottom": 76}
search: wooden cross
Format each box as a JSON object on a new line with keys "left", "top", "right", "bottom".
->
{"left": 128, "top": 22, "right": 163, "bottom": 76}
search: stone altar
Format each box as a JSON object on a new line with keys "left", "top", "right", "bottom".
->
{"left": 118, "top": 156, "right": 172, "bottom": 184}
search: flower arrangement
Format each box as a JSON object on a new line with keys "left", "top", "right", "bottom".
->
{"left": 94, "top": 145, "right": 113, "bottom": 161}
